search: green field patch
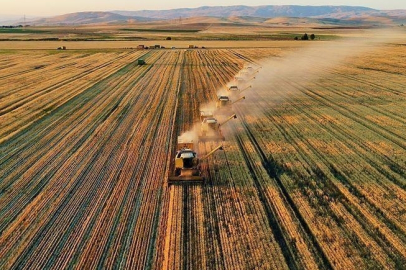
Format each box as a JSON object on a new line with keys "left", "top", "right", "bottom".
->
{"left": 0, "top": 28, "right": 49, "bottom": 34}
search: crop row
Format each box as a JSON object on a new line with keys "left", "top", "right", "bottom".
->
{"left": 1, "top": 46, "right": 405, "bottom": 269}
{"left": 0, "top": 51, "right": 148, "bottom": 143}
{"left": 233, "top": 45, "right": 406, "bottom": 268}
{"left": 0, "top": 50, "right": 181, "bottom": 269}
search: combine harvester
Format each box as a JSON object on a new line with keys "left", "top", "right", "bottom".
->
{"left": 199, "top": 113, "right": 237, "bottom": 141}
{"left": 167, "top": 76, "right": 248, "bottom": 184}
{"left": 216, "top": 95, "right": 245, "bottom": 109}
{"left": 234, "top": 75, "right": 256, "bottom": 84}
{"left": 168, "top": 137, "right": 223, "bottom": 184}
{"left": 227, "top": 85, "right": 251, "bottom": 94}
{"left": 243, "top": 64, "right": 261, "bottom": 74}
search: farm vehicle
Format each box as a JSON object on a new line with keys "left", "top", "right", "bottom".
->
{"left": 216, "top": 95, "right": 245, "bottom": 109}
{"left": 168, "top": 137, "right": 223, "bottom": 184}
{"left": 199, "top": 114, "right": 237, "bottom": 141}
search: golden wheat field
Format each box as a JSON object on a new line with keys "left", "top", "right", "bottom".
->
{"left": 1, "top": 36, "right": 406, "bottom": 269}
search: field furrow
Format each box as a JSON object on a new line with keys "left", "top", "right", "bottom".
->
{"left": 1, "top": 43, "right": 405, "bottom": 269}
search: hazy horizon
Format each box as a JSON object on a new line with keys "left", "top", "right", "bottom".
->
{"left": 1, "top": 1, "right": 405, "bottom": 18}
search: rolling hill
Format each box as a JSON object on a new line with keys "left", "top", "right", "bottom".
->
{"left": 114, "top": 5, "right": 377, "bottom": 19}
{"left": 21, "top": 6, "right": 406, "bottom": 26}
{"left": 26, "top": 12, "right": 152, "bottom": 26}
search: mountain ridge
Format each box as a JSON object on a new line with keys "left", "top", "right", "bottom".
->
{"left": 113, "top": 5, "right": 377, "bottom": 19}
{"left": 13, "top": 5, "right": 406, "bottom": 26}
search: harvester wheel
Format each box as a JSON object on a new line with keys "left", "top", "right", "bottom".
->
{"left": 175, "top": 168, "right": 181, "bottom": 176}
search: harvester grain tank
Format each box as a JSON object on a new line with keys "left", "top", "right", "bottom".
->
{"left": 200, "top": 111, "right": 214, "bottom": 121}
{"left": 168, "top": 137, "right": 223, "bottom": 184}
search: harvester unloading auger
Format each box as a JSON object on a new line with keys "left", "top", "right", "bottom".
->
{"left": 168, "top": 137, "right": 223, "bottom": 184}
{"left": 199, "top": 114, "right": 237, "bottom": 141}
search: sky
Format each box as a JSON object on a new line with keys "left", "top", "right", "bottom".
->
{"left": 1, "top": 0, "right": 405, "bottom": 17}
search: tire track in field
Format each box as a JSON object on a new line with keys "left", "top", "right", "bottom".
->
{"left": 0, "top": 50, "right": 180, "bottom": 269}
{"left": 261, "top": 98, "right": 406, "bottom": 267}
{"left": 258, "top": 79, "right": 406, "bottom": 264}
{"left": 245, "top": 73, "right": 406, "bottom": 267}
{"left": 233, "top": 106, "right": 334, "bottom": 270}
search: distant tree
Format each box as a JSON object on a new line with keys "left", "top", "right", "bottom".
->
{"left": 301, "top": 33, "right": 309, "bottom": 40}
{"left": 166, "top": 36, "right": 172, "bottom": 40}
{"left": 310, "top": 34, "right": 316, "bottom": 40}
{"left": 294, "top": 36, "right": 299, "bottom": 40}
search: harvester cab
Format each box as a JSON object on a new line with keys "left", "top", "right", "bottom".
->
{"left": 216, "top": 96, "right": 231, "bottom": 108}
{"left": 228, "top": 85, "right": 239, "bottom": 92}
{"left": 168, "top": 137, "right": 224, "bottom": 184}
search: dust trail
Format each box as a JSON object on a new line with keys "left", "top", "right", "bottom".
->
{"left": 216, "top": 88, "right": 229, "bottom": 97}
{"left": 178, "top": 128, "right": 198, "bottom": 144}
{"left": 213, "top": 29, "right": 406, "bottom": 138}
{"left": 199, "top": 102, "right": 217, "bottom": 114}
{"left": 177, "top": 123, "right": 208, "bottom": 154}
{"left": 191, "top": 29, "right": 406, "bottom": 142}
{"left": 238, "top": 28, "right": 406, "bottom": 113}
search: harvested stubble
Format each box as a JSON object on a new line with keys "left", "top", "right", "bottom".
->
{"left": 1, "top": 45, "right": 406, "bottom": 270}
